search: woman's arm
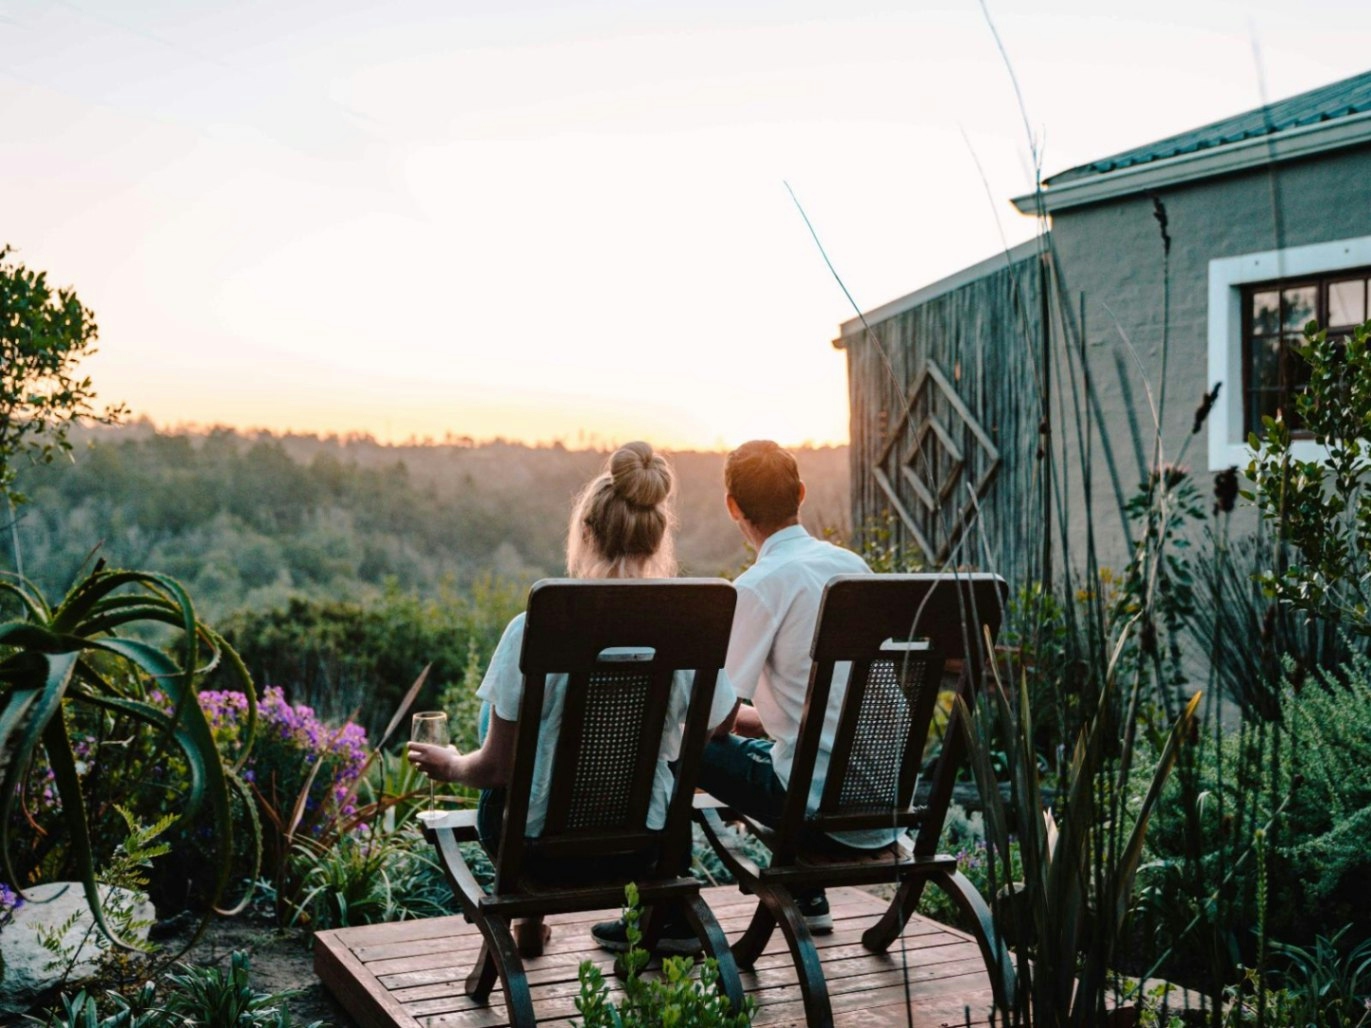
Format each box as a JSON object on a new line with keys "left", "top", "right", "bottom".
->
{"left": 407, "top": 713, "right": 517, "bottom": 789}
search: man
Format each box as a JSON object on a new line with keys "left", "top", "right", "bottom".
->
{"left": 693, "top": 439, "right": 896, "bottom": 933}
{"left": 592, "top": 440, "right": 887, "bottom": 954}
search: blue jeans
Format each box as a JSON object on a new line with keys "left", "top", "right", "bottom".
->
{"left": 697, "top": 734, "right": 873, "bottom": 859}
{"left": 696, "top": 735, "right": 789, "bottom": 827}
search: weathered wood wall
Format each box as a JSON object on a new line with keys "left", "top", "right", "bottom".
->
{"left": 840, "top": 244, "right": 1050, "bottom": 590}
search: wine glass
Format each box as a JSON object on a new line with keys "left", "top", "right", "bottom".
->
{"left": 411, "top": 711, "right": 449, "bottom": 822}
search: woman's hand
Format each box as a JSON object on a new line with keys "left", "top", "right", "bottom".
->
{"left": 407, "top": 741, "right": 458, "bottom": 781}
{"left": 406, "top": 714, "right": 516, "bottom": 789}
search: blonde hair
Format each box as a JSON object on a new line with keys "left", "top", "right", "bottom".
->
{"left": 567, "top": 441, "right": 677, "bottom": 579}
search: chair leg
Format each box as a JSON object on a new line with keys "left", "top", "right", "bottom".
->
{"left": 933, "top": 869, "right": 1017, "bottom": 1014}
{"left": 861, "top": 874, "right": 930, "bottom": 953}
{"left": 679, "top": 893, "right": 747, "bottom": 1016}
{"left": 765, "top": 886, "right": 833, "bottom": 1028}
{"left": 465, "top": 941, "right": 499, "bottom": 1000}
{"left": 730, "top": 900, "right": 776, "bottom": 970}
{"left": 464, "top": 922, "right": 538, "bottom": 1027}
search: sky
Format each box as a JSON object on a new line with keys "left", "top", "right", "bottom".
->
{"left": 4, "top": 1, "right": 1371, "bottom": 451}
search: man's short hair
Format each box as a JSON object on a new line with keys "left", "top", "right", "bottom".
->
{"left": 725, "top": 440, "right": 801, "bottom": 530}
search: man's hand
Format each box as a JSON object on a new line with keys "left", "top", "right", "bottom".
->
{"left": 732, "top": 704, "right": 767, "bottom": 738}
{"left": 407, "top": 741, "right": 458, "bottom": 782}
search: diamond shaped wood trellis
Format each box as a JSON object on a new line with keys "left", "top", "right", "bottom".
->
{"left": 873, "top": 359, "right": 1000, "bottom": 565}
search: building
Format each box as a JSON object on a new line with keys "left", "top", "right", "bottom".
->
{"left": 836, "top": 69, "right": 1371, "bottom": 583}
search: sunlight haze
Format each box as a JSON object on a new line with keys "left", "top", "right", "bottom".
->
{"left": 5, "top": 0, "right": 1371, "bottom": 449}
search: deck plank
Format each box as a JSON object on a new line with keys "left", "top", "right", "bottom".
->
{"left": 315, "top": 885, "right": 999, "bottom": 1027}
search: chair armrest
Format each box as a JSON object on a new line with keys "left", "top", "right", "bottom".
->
{"left": 419, "top": 808, "right": 481, "bottom": 839}
{"left": 422, "top": 809, "right": 487, "bottom": 917}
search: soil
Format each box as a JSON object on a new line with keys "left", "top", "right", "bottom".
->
{"left": 153, "top": 912, "right": 359, "bottom": 1027}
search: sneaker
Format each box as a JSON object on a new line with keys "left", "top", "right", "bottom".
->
{"left": 795, "top": 891, "right": 833, "bottom": 934}
{"left": 591, "top": 915, "right": 703, "bottom": 957}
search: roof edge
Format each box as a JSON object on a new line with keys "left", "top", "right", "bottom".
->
{"left": 1012, "top": 109, "right": 1371, "bottom": 215}
{"left": 832, "top": 237, "right": 1043, "bottom": 349}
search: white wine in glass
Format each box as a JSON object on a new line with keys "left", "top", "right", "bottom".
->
{"left": 411, "top": 711, "right": 449, "bottom": 822}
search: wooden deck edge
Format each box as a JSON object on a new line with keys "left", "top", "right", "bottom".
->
{"left": 315, "top": 928, "right": 426, "bottom": 1028}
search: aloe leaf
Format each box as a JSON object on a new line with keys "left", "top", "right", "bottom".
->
{"left": 84, "top": 638, "right": 234, "bottom": 912}
{"left": 215, "top": 766, "right": 262, "bottom": 917}
{"left": 0, "top": 574, "right": 51, "bottom": 621}
{"left": 41, "top": 706, "right": 138, "bottom": 949}
{"left": 79, "top": 693, "right": 210, "bottom": 822}
{"left": 0, "top": 621, "right": 69, "bottom": 651}
{"left": 200, "top": 625, "right": 257, "bottom": 768}
{"left": 0, "top": 651, "right": 79, "bottom": 887}
{"left": 0, "top": 684, "right": 44, "bottom": 894}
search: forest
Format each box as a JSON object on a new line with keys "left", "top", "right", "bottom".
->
{"left": 2, "top": 423, "right": 851, "bottom": 731}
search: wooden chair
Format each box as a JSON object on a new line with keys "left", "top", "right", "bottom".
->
{"left": 695, "top": 572, "right": 1017, "bottom": 1027}
{"left": 422, "top": 578, "right": 745, "bottom": 1027}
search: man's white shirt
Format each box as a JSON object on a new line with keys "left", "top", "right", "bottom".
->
{"left": 726, "top": 525, "right": 896, "bottom": 848}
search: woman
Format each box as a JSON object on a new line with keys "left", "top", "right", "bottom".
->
{"left": 407, "top": 440, "right": 737, "bottom": 954}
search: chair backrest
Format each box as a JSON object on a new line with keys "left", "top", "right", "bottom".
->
{"left": 778, "top": 573, "right": 1008, "bottom": 857}
{"left": 495, "top": 578, "right": 736, "bottom": 884}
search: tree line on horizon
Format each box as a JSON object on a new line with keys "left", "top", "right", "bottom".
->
{"left": 4, "top": 424, "right": 852, "bottom": 624}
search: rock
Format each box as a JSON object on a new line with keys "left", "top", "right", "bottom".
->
{"left": 0, "top": 882, "right": 155, "bottom": 1016}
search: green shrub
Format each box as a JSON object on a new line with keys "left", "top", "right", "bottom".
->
{"left": 214, "top": 579, "right": 520, "bottom": 739}
{"left": 286, "top": 826, "right": 451, "bottom": 932}
{"left": 1143, "top": 651, "right": 1371, "bottom": 968}
{"left": 1246, "top": 317, "right": 1371, "bottom": 635}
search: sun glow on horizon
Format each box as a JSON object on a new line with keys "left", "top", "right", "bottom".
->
{"left": 9, "top": 1, "right": 1371, "bottom": 454}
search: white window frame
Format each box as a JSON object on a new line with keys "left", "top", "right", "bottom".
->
{"left": 1208, "top": 234, "right": 1371, "bottom": 471}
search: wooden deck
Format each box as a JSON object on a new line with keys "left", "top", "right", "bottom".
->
{"left": 315, "top": 886, "right": 999, "bottom": 1027}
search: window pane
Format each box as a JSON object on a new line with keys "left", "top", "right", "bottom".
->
{"left": 1328, "top": 278, "right": 1367, "bottom": 327}
{"left": 1282, "top": 286, "right": 1317, "bottom": 332}
{"left": 1250, "top": 389, "right": 1281, "bottom": 431}
{"left": 1250, "top": 334, "right": 1282, "bottom": 391}
{"left": 1251, "top": 290, "right": 1280, "bottom": 335}
{"left": 1286, "top": 336, "right": 1313, "bottom": 390}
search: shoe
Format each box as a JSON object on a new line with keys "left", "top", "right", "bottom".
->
{"left": 795, "top": 891, "right": 833, "bottom": 934}
{"left": 591, "top": 915, "right": 703, "bottom": 957}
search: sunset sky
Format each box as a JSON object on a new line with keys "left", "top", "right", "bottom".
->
{"left": 5, "top": 1, "right": 1371, "bottom": 450}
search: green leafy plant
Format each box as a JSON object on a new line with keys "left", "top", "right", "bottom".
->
{"left": 29, "top": 951, "right": 323, "bottom": 1027}
{"left": 1263, "top": 926, "right": 1371, "bottom": 1028}
{"left": 961, "top": 647, "right": 1201, "bottom": 1026}
{"left": 1246, "top": 317, "right": 1371, "bottom": 633}
{"left": 36, "top": 808, "right": 173, "bottom": 988}
{"left": 0, "top": 565, "right": 256, "bottom": 944}
{"left": 155, "top": 951, "right": 321, "bottom": 1028}
{"left": 1145, "top": 651, "right": 1371, "bottom": 965}
{"left": 287, "top": 825, "right": 451, "bottom": 932}
{"left": 26, "top": 980, "right": 163, "bottom": 1028}
{"left": 574, "top": 883, "right": 753, "bottom": 1028}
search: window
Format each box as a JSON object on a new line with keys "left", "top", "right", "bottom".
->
{"left": 1208, "top": 235, "right": 1371, "bottom": 471}
{"left": 1243, "top": 270, "right": 1370, "bottom": 436}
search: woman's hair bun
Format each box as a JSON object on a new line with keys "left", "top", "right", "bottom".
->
{"left": 610, "top": 440, "right": 672, "bottom": 508}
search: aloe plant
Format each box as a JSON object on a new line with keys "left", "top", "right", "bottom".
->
{"left": 0, "top": 564, "right": 256, "bottom": 947}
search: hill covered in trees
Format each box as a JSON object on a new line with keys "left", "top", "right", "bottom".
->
{"left": 5, "top": 423, "right": 852, "bottom": 622}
